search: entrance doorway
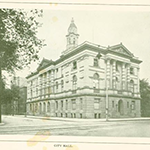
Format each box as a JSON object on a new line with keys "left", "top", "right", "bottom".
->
{"left": 118, "top": 100, "right": 124, "bottom": 115}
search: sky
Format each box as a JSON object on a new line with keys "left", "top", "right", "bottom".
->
{"left": 14, "top": 6, "right": 150, "bottom": 82}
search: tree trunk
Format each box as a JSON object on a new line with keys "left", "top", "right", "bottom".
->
{"left": 0, "top": 59, "right": 2, "bottom": 123}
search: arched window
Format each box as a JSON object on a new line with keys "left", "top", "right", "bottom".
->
{"left": 47, "top": 102, "right": 50, "bottom": 113}
{"left": 93, "top": 73, "right": 99, "bottom": 93}
{"left": 93, "top": 73, "right": 99, "bottom": 79}
{"left": 130, "top": 80, "right": 134, "bottom": 93}
{"left": 35, "top": 103, "right": 38, "bottom": 113}
{"left": 55, "top": 101, "right": 58, "bottom": 110}
{"left": 72, "top": 75, "right": 77, "bottom": 92}
{"left": 40, "top": 103, "right": 42, "bottom": 114}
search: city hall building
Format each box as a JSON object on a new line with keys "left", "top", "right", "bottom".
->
{"left": 26, "top": 19, "right": 142, "bottom": 118}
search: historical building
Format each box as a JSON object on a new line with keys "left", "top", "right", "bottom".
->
{"left": 26, "top": 19, "right": 142, "bottom": 118}
{"left": 11, "top": 76, "right": 27, "bottom": 115}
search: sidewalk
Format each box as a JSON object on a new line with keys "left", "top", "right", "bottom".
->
{"left": 25, "top": 115, "right": 150, "bottom": 122}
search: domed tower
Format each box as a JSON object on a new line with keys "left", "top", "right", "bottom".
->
{"left": 66, "top": 18, "right": 79, "bottom": 50}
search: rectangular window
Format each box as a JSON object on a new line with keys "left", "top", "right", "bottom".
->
{"left": 61, "top": 80, "right": 64, "bottom": 92}
{"left": 56, "top": 82, "right": 58, "bottom": 93}
{"left": 112, "top": 101, "right": 114, "bottom": 108}
{"left": 72, "top": 99, "right": 76, "bottom": 110}
{"left": 31, "top": 90, "right": 32, "bottom": 98}
{"left": 94, "top": 98, "right": 100, "bottom": 109}
{"left": 98, "top": 113, "right": 101, "bottom": 118}
{"left": 48, "top": 87, "right": 51, "bottom": 94}
{"left": 61, "top": 100, "right": 63, "bottom": 110}
{"left": 73, "top": 61, "right": 77, "bottom": 70}
{"left": 48, "top": 70, "right": 51, "bottom": 78}
{"left": 131, "top": 101, "right": 135, "bottom": 110}
{"left": 66, "top": 100, "right": 68, "bottom": 110}
{"left": 127, "top": 102, "right": 129, "bottom": 108}
{"left": 130, "top": 67, "right": 134, "bottom": 75}
{"left": 65, "top": 113, "right": 67, "bottom": 117}
{"left": 80, "top": 98, "right": 83, "bottom": 110}
{"left": 40, "top": 89, "right": 42, "bottom": 95}
{"left": 61, "top": 113, "right": 63, "bottom": 117}
{"left": 56, "top": 101, "right": 58, "bottom": 110}
{"left": 56, "top": 82, "right": 58, "bottom": 89}
{"left": 93, "top": 58, "right": 99, "bottom": 67}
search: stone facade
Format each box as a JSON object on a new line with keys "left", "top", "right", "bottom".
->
{"left": 26, "top": 19, "right": 142, "bottom": 118}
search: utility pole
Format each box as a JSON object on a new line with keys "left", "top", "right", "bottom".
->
{"left": 105, "top": 58, "right": 110, "bottom": 122}
{"left": 106, "top": 78, "right": 109, "bottom": 121}
{"left": 0, "top": 52, "right": 4, "bottom": 123}
{"left": 0, "top": 55, "right": 2, "bottom": 123}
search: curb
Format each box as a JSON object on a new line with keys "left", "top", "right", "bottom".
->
{"left": 0, "top": 123, "right": 5, "bottom": 126}
{"left": 26, "top": 116, "right": 150, "bottom": 122}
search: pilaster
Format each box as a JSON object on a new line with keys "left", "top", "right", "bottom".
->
{"left": 127, "top": 64, "right": 130, "bottom": 90}
{"left": 112, "top": 60, "right": 116, "bottom": 89}
{"left": 122, "top": 63, "right": 126, "bottom": 90}
{"left": 106, "top": 59, "right": 110, "bottom": 88}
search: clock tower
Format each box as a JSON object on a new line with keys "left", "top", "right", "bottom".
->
{"left": 66, "top": 18, "right": 79, "bottom": 50}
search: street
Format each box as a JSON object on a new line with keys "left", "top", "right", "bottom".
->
{"left": 0, "top": 115, "right": 150, "bottom": 137}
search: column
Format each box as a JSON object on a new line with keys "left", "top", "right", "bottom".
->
{"left": 44, "top": 72, "right": 47, "bottom": 96}
{"left": 51, "top": 69, "right": 54, "bottom": 93}
{"left": 137, "top": 68, "right": 140, "bottom": 93}
{"left": 122, "top": 63, "right": 126, "bottom": 90}
{"left": 112, "top": 60, "right": 116, "bottom": 89}
{"left": 106, "top": 59, "right": 110, "bottom": 88}
{"left": 39, "top": 75, "right": 42, "bottom": 97}
{"left": 127, "top": 64, "right": 130, "bottom": 90}
{"left": 105, "top": 59, "right": 110, "bottom": 121}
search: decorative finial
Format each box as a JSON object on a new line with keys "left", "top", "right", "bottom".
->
{"left": 71, "top": 17, "right": 74, "bottom": 23}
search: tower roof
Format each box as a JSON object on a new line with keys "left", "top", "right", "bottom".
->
{"left": 68, "top": 18, "right": 77, "bottom": 34}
